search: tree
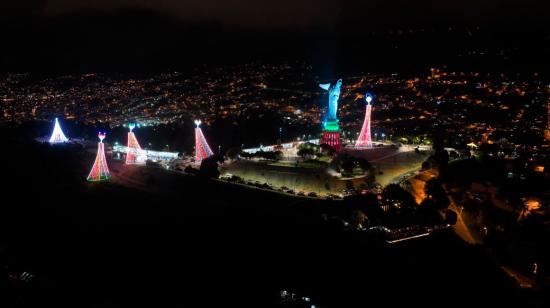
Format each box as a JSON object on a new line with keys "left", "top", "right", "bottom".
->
{"left": 350, "top": 210, "right": 368, "bottom": 230}
{"left": 424, "top": 178, "right": 450, "bottom": 210}
{"left": 298, "top": 142, "right": 318, "bottom": 158}
{"left": 383, "top": 184, "right": 417, "bottom": 211}
{"left": 258, "top": 150, "right": 283, "bottom": 161}
{"left": 356, "top": 158, "right": 372, "bottom": 172}
{"left": 298, "top": 142, "right": 318, "bottom": 152}
{"left": 199, "top": 156, "right": 220, "bottom": 178}
{"left": 184, "top": 165, "right": 198, "bottom": 175}
{"left": 421, "top": 160, "right": 432, "bottom": 170}
{"left": 449, "top": 150, "right": 459, "bottom": 160}
{"left": 320, "top": 143, "right": 336, "bottom": 156}
{"left": 273, "top": 150, "right": 283, "bottom": 161}
{"left": 225, "top": 146, "right": 242, "bottom": 160}
{"left": 341, "top": 155, "right": 355, "bottom": 176}
{"left": 343, "top": 194, "right": 382, "bottom": 221}
{"left": 364, "top": 170, "right": 376, "bottom": 186}
{"left": 297, "top": 147, "right": 315, "bottom": 159}
{"left": 431, "top": 136, "right": 449, "bottom": 173}
{"left": 444, "top": 209, "right": 458, "bottom": 225}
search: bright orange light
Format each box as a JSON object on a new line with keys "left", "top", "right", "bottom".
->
{"left": 525, "top": 199, "right": 541, "bottom": 211}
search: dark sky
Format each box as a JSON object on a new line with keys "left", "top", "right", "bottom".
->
{"left": 1, "top": 1, "right": 549, "bottom": 73}
{"left": 2, "top": 0, "right": 549, "bottom": 28}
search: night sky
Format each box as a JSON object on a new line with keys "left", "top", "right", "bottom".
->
{"left": 1, "top": 1, "right": 549, "bottom": 73}
{"left": 2, "top": 0, "right": 549, "bottom": 27}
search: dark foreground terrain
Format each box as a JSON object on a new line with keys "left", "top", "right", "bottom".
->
{"left": 0, "top": 128, "right": 546, "bottom": 307}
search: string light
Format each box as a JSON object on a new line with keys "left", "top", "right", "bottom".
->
{"left": 355, "top": 93, "right": 374, "bottom": 148}
{"left": 126, "top": 123, "right": 146, "bottom": 165}
{"left": 49, "top": 117, "right": 69, "bottom": 143}
{"left": 87, "top": 132, "right": 111, "bottom": 181}
{"left": 194, "top": 120, "right": 214, "bottom": 162}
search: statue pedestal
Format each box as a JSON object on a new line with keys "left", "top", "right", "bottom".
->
{"left": 321, "top": 120, "right": 341, "bottom": 152}
{"left": 321, "top": 131, "right": 341, "bottom": 152}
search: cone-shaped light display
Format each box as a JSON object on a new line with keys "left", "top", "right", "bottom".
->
{"left": 194, "top": 120, "right": 214, "bottom": 162}
{"left": 87, "top": 133, "right": 111, "bottom": 181}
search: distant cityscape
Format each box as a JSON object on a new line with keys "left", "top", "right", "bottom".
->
{"left": 2, "top": 64, "right": 548, "bottom": 151}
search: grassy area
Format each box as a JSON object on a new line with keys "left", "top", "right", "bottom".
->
{"left": 269, "top": 159, "right": 328, "bottom": 169}
{"left": 221, "top": 160, "right": 367, "bottom": 195}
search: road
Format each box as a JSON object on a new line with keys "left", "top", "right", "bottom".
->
{"left": 448, "top": 200, "right": 479, "bottom": 245}
{"left": 402, "top": 168, "right": 480, "bottom": 245}
{"left": 500, "top": 266, "right": 536, "bottom": 289}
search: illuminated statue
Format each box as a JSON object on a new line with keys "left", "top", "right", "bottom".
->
{"left": 319, "top": 79, "right": 343, "bottom": 152}
{"left": 319, "top": 79, "right": 342, "bottom": 121}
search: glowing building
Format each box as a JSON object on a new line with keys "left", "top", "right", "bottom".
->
{"left": 87, "top": 133, "right": 111, "bottom": 182}
{"left": 125, "top": 123, "right": 146, "bottom": 165}
{"left": 355, "top": 93, "right": 374, "bottom": 148}
{"left": 49, "top": 117, "right": 69, "bottom": 143}
{"left": 194, "top": 120, "right": 214, "bottom": 162}
{"left": 114, "top": 145, "right": 179, "bottom": 162}
{"left": 319, "top": 79, "right": 343, "bottom": 152}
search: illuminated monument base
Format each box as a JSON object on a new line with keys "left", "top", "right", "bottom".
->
{"left": 321, "top": 120, "right": 341, "bottom": 152}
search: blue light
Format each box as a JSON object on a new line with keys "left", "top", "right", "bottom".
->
{"left": 365, "top": 92, "right": 374, "bottom": 105}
